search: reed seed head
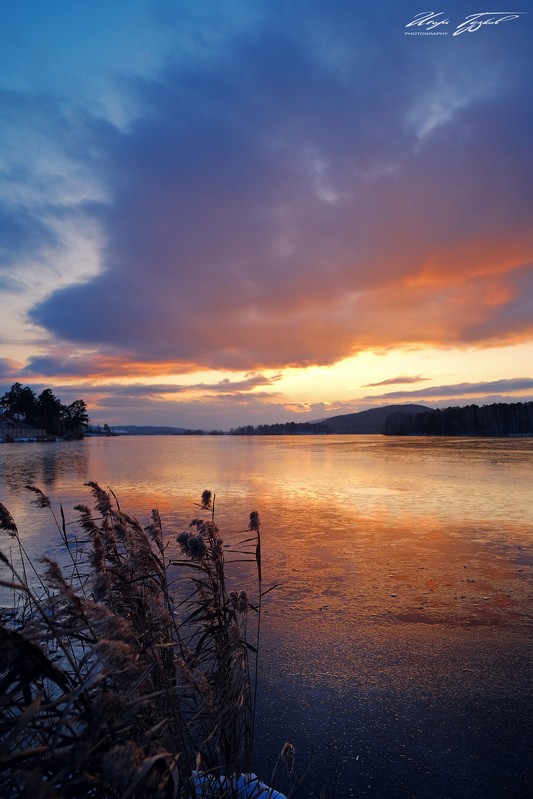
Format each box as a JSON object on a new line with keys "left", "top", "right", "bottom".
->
{"left": 25, "top": 484, "right": 51, "bottom": 508}
{"left": 230, "top": 591, "right": 250, "bottom": 613}
{"left": 201, "top": 489, "right": 213, "bottom": 510}
{"left": 249, "top": 511, "right": 260, "bottom": 531}
{"left": 95, "top": 638, "right": 139, "bottom": 674}
{"left": 177, "top": 531, "right": 207, "bottom": 561}
{"left": 0, "top": 502, "right": 18, "bottom": 536}
{"left": 85, "top": 480, "right": 113, "bottom": 516}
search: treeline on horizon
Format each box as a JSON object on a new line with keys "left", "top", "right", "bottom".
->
{"left": 384, "top": 401, "right": 533, "bottom": 437}
{"left": 0, "top": 382, "right": 88, "bottom": 437}
{"left": 231, "top": 402, "right": 533, "bottom": 437}
{"left": 231, "top": 421, "right": 331, "bottom": 435}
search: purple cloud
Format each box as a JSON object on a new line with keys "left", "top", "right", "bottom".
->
{"left": 19, "top": 1, "right": 533, "bottom": 373}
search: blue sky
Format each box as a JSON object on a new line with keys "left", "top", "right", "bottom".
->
{"left": 1, "top": 1, "right": 532, "bottom": 428}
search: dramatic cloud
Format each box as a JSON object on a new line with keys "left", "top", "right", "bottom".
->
{"left": 25, "top": 1, "right": 533, "bottom": 374}
{"left": 78, "top": 374, "right": 280, "bottom": 399}
{"left": 361, "top": 377, "right": 533, "bottom": 403}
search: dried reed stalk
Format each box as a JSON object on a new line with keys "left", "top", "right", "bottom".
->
{"left": 0, "top": 485, "right": 272, "bottom": 799}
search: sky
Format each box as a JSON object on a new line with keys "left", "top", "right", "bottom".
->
{"left": 1, "top": 0, "right": 532, "bottom": 430}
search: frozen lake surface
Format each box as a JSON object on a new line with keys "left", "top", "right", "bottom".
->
{"left": 1, "top": 435, "right": 532, "bottom": 797}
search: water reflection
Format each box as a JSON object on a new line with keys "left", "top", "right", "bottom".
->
{"left": 0, "top": 436, "right": 532, "bottom": 798}
{"left": 0, "top": 440, "right": 88, "bottom": 491}
{"left": 1, "top": 435, "right": 532, "bottom": 628}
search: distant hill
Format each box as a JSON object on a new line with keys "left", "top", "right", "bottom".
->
{"left": 315, "top": 404, "right": 431, "bottom": 434}
{"left": 231, "top": 404, "right": 431, "bottom": 435}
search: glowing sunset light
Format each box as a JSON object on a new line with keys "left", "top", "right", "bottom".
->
{"left": 1, "top": 1, "right": 532, "bottom": 429}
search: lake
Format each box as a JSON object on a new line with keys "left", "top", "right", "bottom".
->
{"left": 1, "top": 435, "right": 532, "bottom": 798}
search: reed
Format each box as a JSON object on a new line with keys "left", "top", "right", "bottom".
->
{"left": 0, "top": 485, "right": 282, "bottom": 799}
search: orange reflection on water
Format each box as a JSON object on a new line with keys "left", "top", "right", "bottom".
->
{"left": 1, "top": 435, "right": 531, "bottom": 632}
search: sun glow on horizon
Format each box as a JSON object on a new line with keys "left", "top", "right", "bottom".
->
{"left": 5, "top": 340, "right": 533, "bottom": 430}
